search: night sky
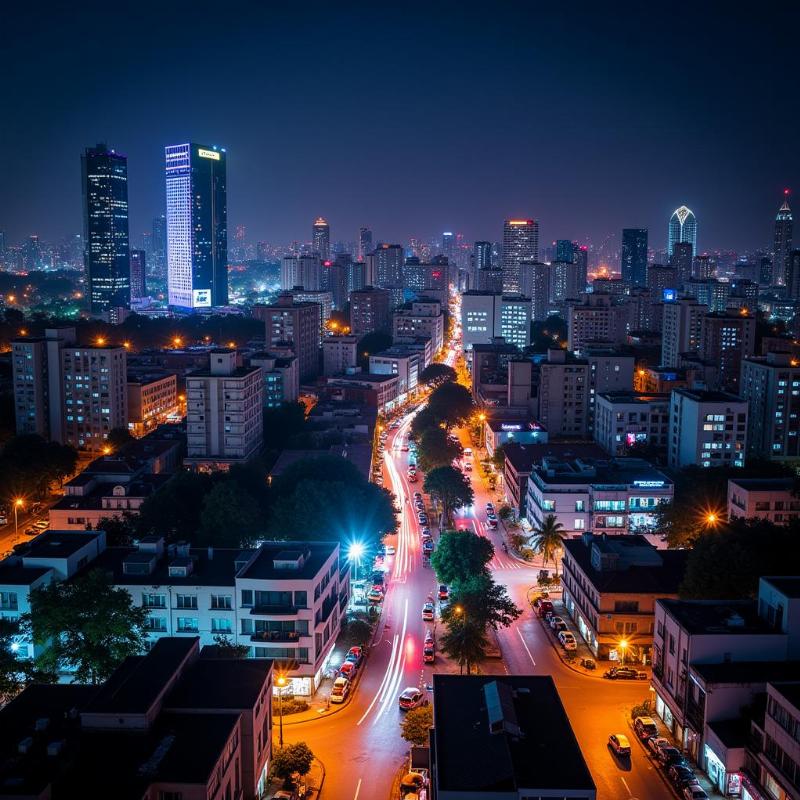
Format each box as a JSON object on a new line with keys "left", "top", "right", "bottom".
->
{"left": 2, "top": 1, "right": 798, "bottom": 252}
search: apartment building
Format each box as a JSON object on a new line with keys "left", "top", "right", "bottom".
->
{"left": 323, "top": 334, "right": 359, "bottom": 376}
{"left": 254, "top": 293, "right": 321, "bottom": 381}
{"left": 126, "top": 369, "right": 178, "bottom": 437}
{"left": 700, "top": 311, "right": 756, "bottom": 393}
{"left": 460, "top": 291, "right": 532, "bottom": 352}
{"left": 392, "top": 299, "right": 444, "bottom": 353}
{"left": 248, "top": 351, "right": 299, "bottom": 407}
{"left": 185, "top": 350, "right": 264, "bottom": 470}
{"left": 668, "top": 389, "right": 748, "bottom": 469}
{"left": 369, "top": 347, "right": 422, "bottom": 398}
{"left": 561, "top": 534, "right": 688, "bottom": 663}
{"left": 525, "top": 456, "right": 673, "bottom": 535}
{"left": 0, "top": 636, "right": 273, "bottom": 799}
{"left": 567, "top": 293, "right": 630, "bottom": 352}
{"left": 728, "top": 478, "right": 800, "bottom": 525}
{"left": 662, "top": 297, "right": 706, "bottom": 367}
{"left": 594, "top": 391, "right": 670, "bottom": 456}
{"left": 349, "top": 285, "right": 391, "bottom": 336}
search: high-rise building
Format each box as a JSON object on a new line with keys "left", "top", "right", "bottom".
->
{"left": 254, "top": 293, "right": 321, "bottom": 381}
{"left": 699, "top": 311, "right": 756, "bottom": 393}
{"left": 165, "top": 143, "right": 227, "bottom": 311}
{"left": 441, "top": 231, "right": 455, "bottom": 262}
{"left": 393, "top": 300, "right": 444, "bottom": 353}
{"left": 759, "top": 256, "right": 774, "bottom": 286}
{"left": 324, "top": 255, "right": 350, "bottom": 310}
{"left": 129, "top": 249, "right": 146, "bottom": 300}
{"left": 661, "top": 298, "right": 706, "bottom": 367}
{"left": 322, "top": 335, "right": 359, "bottom": 376}
{"left": 519, "top": 261, "right": 550, "bottom": 321}
{"left": 667, "top": 205, "right": 697, "bottom": 258}
{"left": 460, "top": 292, "right": 531, "bottom": 352}
{"left": 312, "top": 217, "right": 330, "bottom": 261}
{"left": 555, "top": 239, "right": 574, "bottom": 263}
{"left": 567, "top": 293, "right": 630, "bottom": 352}
{"left": 185, "top": 349, "right": 263, "bottom": 469}
{"left": 281, "top": 255, "right": 299, "bottom": 290}
{"left": 151, "top": 214, "right": 167, "bottom": 278}
{"left": 372, "top": 244, "right": 405, "bottom": 307}
{"left": 692, "top": 254, "right": 714, "bottom": 280}
{"left": 81, "top": 143, "right": 130, "bottom": 321}
{"left": 502, "top": 219, "right": 538, "bottom": 293}
{"left": 472, "top": 241, "right": 492, "bottom": 289}
{"left": 549, "top": 261, "right": 584, "bottom": 309}
{"left": 349, "top": 286, "right": 391, "bottom": 336}
{"left": 621, "top": 228, "right": 648, "bottom": 287}
{"left": 670, "top": 241, "right": 694, "bottom": 286}
{"left": 786, "top": 250, "right": 800, "bottom": 301}
{"left": 476, "top": 267, "right": 504, "bottom": 293}
{"left": 774, "top": 191, "right": 793, "bottom": 286}
{"left": 358, "top": 227, "right": 373, "bottom": 262}
{"left": 574, "top": 245, "right": 588, "bottom": 290}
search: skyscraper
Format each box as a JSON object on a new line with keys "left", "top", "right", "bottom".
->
{"left": 786, "top": 250, "right": 800, "bottom": 301}
{"left": 441, "top": 231, "right": 455, "bottom": 261}
{"left": 774, "top": 191, "right": 793, "bottom": 286}
{"left": 81, "top": 143, "right": 130, "bottom": 321}
{"left": 620, "top": 228, "right": 648, "bottom": 287}
{"left": 671, "top": 241, "right": 694, "bottom": 286}
{"left": 358, "top": 227, "right": 373, "bottom": 262}
{"left": 472, "top": 241, "right": 492, "bottom": 289}
{"left": 373, "top": 243, "right": 405, "bottom": 306}
{"left": 313, "top": 217, "right": 330, "bottom": 261}
{"left": 574, "top": 245, "right": 588, "bottom": 291}
{"left": 165, "top": 143, "right": 228, "bottom": 311}
{"left": 555, "top": 239, "right": 574, "bottom": 263}
{"left": 129, "top": 249, "right": 146, "bottom": 300}
{"left": 502, "top": 219, "right": 539, "bottom": 293}
{"left": 667, "top": 205, "right": 697, "bottom": 257}
{"left": 151, "top": 214, "right": 167, "bottom": 278}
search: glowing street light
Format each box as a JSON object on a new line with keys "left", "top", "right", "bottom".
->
{"left": 13, "top": 498, "right": 24, "bottom": 535}
{"left": 275, "top": 674, "right": 288, "bottom": 748}
{"left": 348, "top": 542, "right": 365, "bottom": 583}
{"left": 172, "top": 336, "right": 183, "bottom": 348}
{"left": 619, "top": 638, "right": 628, "bottom": 666}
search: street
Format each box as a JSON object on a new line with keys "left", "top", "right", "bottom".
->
{"left": 285, "top": 404, "right": 674, "bottom": 800}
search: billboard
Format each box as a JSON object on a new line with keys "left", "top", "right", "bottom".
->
{"left": 192, "top": 289, "right": 212, "bottom": 308}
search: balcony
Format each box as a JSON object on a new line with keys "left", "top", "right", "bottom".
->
{"left": 249, "top": 604, "right": 299, "bottom": 616}
{"left": 250, "top": 630, "right": 309, "bottom": 643}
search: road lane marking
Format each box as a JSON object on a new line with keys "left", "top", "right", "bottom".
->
{"left": 517, "top": 628, "right": 536, "bottom": 667}
{"left": 620, "top": 776, "right": 632, "bottom": 795}
{"left": 357, "top": 633, "right": 400, "bottom": 726}
{"left": 353, "top": 778, "right": 362, "bottom": 800}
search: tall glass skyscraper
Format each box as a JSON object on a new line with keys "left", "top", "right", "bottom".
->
{"left": 621, "top": 228, "right": 648, "bottom": 286}
{"left": 81, "top": 143, "right": 130, "bottom": 321}
{"left": 555, "top": 239, "right": 574, "bottom": 263}
{"left": 166, "top": 143, "right": 228, "bottom": 310}
{"left": 358, "top": 227, "right": 373, "bottom": 262}
{"left": 502, "top": 219, "right": 539, "bottom": 293}
{"left": 313, "top": 217, "right": 330, "bottom": 261}
{"left": 668, "top": 205, "right": 697, "bottom": 257}
{"left": 773, "top": 191, "right": 793, "bottom": 286}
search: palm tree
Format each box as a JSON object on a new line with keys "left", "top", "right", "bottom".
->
{"left": 529, "top": 514, "right": 565, "bottom": 576}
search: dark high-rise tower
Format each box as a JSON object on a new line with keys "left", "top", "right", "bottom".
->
{"left": 555, "top": 239, "right": 574, "bottom": 263}
{"left": 671, "top": 241, "right": 694, "bottom": 286}
{"left": 774, "top": 191, "right": 793, "bottom": 286}
{"left": 81, "top": 143, "right": 130, "bottom": 320}
{"left": 621, "top": 228, "right": 648, "bottom": 287}
{"left": 786, "top": 250, "right": 800, "bottom": 301}
{"left": 502, "top": 219, "right": 538, "bottom": 293}
{"left": 313, "top": 217, "right": 330, "bottom": 261}
{"left": 129, "top": 249, "right": 147, "bottom": 300}
{"left": 473, "top": 241, "right": 492, "bottom": 289}
{"left": 151, "top": 214, "right": 167, "bottom": 279}
{"left": 358, "top": 227, "right": 373, "bottom": 262}
{"left": 165, "top": 143, "right": 228, "bottom": 310}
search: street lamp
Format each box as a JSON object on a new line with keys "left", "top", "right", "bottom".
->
{"left": 13, "top": 498, "right": 24, "bottom": 535}
{"left": 348, "top": 541, "right": 365, "bottom": 584}
{"left": 275, "top": 674, "right": 287, "bottom": 748}
{"left": 619, "top": 638, "right": 628, "bottom": 666}
{"left": 478, "top": 412, "right": 486, "bottom": 449}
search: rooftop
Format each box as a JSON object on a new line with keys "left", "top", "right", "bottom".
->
{"left": 771, "top": 682, "right": 800, "bottom": 713}
{"left": 22, "top": 531, "right": 101, "bottom": 560}
{"left": 761, "top": 576, "right": 800, "bottom": 599}
{"left": 692, "top": 660, "right": 800, "bottom": 686}
{"left": 672, "top": 389, "right": 746, "bottom": 404}
{"left": 729, "top": 478, "right": 797, "bottom": 493}
{"left": 597, "top": 391, "right": 670, "bottom": 404}
{"left": 659, "top": 599, "right": 776, "bottom": 636}
{"left": 432, "top": 674, "right": 594, "bottom": 794}
{"left": 239, "top": 541, "right": 337, "bottom": 581}
{"left": 707, "top": 718, "right": 750, "bottom": 750}
{"left": 0, "top": 563, "right": 51, "bottom": 586}
{"left": 534, "top": 457, "right": 672, "bottom": 488}
{"left": 502, "top": 443, "right": 537, "bottom": 474}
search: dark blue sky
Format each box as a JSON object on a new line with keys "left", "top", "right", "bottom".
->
{"left": 1, "top": 1, "right": 798, "bottom": 253}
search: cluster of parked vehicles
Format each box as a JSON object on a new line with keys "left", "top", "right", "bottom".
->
{"left": 330, "top": 646, "right": 364, "bottom": 704}
{"left": 611, "top": 716, "right": 710, "bottom": 799}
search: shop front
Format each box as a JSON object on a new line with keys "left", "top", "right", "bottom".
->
{"left": 704, "top": 720, "right": 747, "bottom": 797}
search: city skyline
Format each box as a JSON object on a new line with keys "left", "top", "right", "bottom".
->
{"left": 1, "top": 3, "right": 799, "bottom": 252}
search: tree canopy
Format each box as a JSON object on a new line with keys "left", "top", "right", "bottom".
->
{"left": 0, "top": 618, "right": 54, "bottom": 701}
{"left": 431, "top": 529, "right": 493, "bottom": 586}
{"left": 198, "top": 481, "right": 263, "bottom": 547}
{"left": 419, "top": 363, "right": 457, "bottom": 388}
{"left": 416, "top": 426, "right": 461, "bottom": 473}
{"left": 439, "top": 616, "right": 488, "bottom": 675}
{"left": 0, "top": 435, "right": 78, "bottom": 500}
{"left": 529, "top": 514, "right": 565, "bottom": 576}
{"left": 423, "top": 466, "right": 474, "bottom": 522}
{"left": 425, "top": 382, "right": 474, "bottom": 429}
{"left": 357, "top": 331, "right": 393, "bottom": 368}
{"left": 442, "top": 573, "right": 521, "bottom": 631}
{"left": 270, "top": 742, "right": 315, "bottom": 782}
{"left": 400, "top": 704, "right": 434, "bottom": 746}
{"left": 25, "top": 569, "right": 148, "bottom": 684}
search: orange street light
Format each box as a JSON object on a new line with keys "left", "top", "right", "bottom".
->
{"left": 172, "top": 336, "right": 183, "bottom": 348}
{"left": 228, "top": 341, "right": 236, "bottom": 348}
{"left": 102, "top": 446, "right": 112, "bottom": 456}
{"left": 13, "top": 497, "right": 24, "bottom": 534}
{"left": 619, "top": 638, "right": 629, "bottom": 665}
{"left": 275, "top": 674, "right": 288, "bottom": 747}
{"left": 95, "top": 336, "right": 106, "bottom": 346}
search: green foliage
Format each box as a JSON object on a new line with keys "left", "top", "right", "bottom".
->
{"left": 136, "top": 470, "right": 213, "bottom": 540}
{"left": 270, "top": 742, "right": 315, "bottom": 781}
{"left": 419, "top": 363, "right": 457, "bottom": 388}
{"left": 530, "top": 514, "right": 565, "bottom": 576}
{"left": 199, "top": 481, "right": 262, "bottom": 547}
{"left": 508, "top": 531, "right": 528, "bottom": 551}
{"left": 340, "top": 617, "right": 373, "bottom": 648}
{"left": 263, "top": 402, "right": 307, "bottom": 452}
{"left": 0, "top": 618, "right": 55, "bottom": 701}
{"left": 498, "top": 503, "right": 513, "bottom": 521}
{"left": 411, "top": 406, "right": 443, "bottom": 439}
{"left": 630, "top": 700, "right": 653, "bottom": 720}
{"left": 88, "top": 513, "right": 136, "bottom": 546}
{"left": 439, "top": 618, "right": 488, "bottom": 674}
{"left": 425, "top": 382, "right": 474, "bottom": 429}
{"left": 25, "top": 569, "right": 148, "bottom": 684}
{"left": 442, "top": 573, "right": 521, "bottom": 631}
{"left": 279, "top": 696, "right": 311, "bottom": 715}
{"left": 401, "top": 704, "right": 434, "bottom": 745}
{"left": 680, "top": 518, "right": 800, "bottom": 600}
{"left": 211, "top": 635, "right": 250, "bottom": 659}
{"left": 431, "top": 529, "right": 493, "bottom": 586}
{"left": 491, "top": 444, "right": 506, "bottom": 471}
{"left": 423, "top": 465, "right": 474, "bottom": 522}
{"left": 416, "top": 426, "right": 461, "bottom": 473}
{"left": 0, "top": 435, "right": 78, "bottom": 499}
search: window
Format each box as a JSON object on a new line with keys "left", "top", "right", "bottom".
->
{"left": 574, "top": 519, "right": 585, "bottom": 530}
{"left": 142, "top": 593, "right": 165, "bottom": 609}
{"left": 159, "top": 792, "right": 183, "bottom": 800}
{"left": 176, "top": 594, "right": 197, "bottom": 610}
{"left": 614, "top": 600, "right": 639, "bottom": 613}
{"left": 146, "top": 616, "right": 167, "bottom": 632}
{"left": 212, "top": 618, "right": 232, "bottom": 633}
{"left": 0, "top": 592, "right": 18, "bottom": 611}
{"left": 294, "top": 590, "right": 308, "bottom": 608}
{"left": 542, "top": 499, "right": 555, "bottom": 511}
{"left": 177, "top": 617, "right": 198, "bottom": 632}
{"left": 575, "top": 500, "right": 585, "bottom": 512}
{"left": 210, "top": 594, "right": 232, "bottom": 610}
{"left": 241, "top": 589, "right": 253, "bottom": 607}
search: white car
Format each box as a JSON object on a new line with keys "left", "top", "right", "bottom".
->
{"left": 558, "top": 631, "right": 577, "bottom": 651}
{"left": 422, "top": 602, "right": 435, "bottom": 621}
{"left": 330, "top": 677, "right": 350, "bottom": 704}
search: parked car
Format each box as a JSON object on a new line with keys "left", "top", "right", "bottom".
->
{"left": 608, "top": 734, "right": 631, "bottom": 756}
{"left": 385, "top": 545, "right": 396, "bottom": 555}
{"left": 647, "top": 736, "right": 672, "bottom": 758}
{"left": 398, "top": 687, "right": 425, "bottom": 710}
{"left": 423, "top": 639, "right": 435, "bottom": 663}
{"left": 367, "top": 588, "right": 383, "bottom": 604}
{"left": 486, "top": 517, "right": 497, "bottom": 529}
{"left": 668, "top": 765, "right": 699, "bottom": 788}
{"left": 548, "top": 615, "right": 566, "bottom": 630}
{"left": 682, "top": 787, "right": 709, "bottom": 800}
{"left": 330, "top": 677, "right": 350, "bottom": 703}
{"left": 538, "top": 600, "right": 554, "bottom": 617}
{"left": 658, "top": 746, "right": 686, "bottom": 767}
{"left": 486, "top": 502, "right": 495, "bottom": 513}
{"left": 438, "top": 584, "right": 449, "bottom": 600}
{"left": 603, "top": 666, "right": 646, "bottom": 680}
{"left": 422, "top": 602, "right": 435, "bottom": 621}
{"left": 339, "top": 660, "right": 357, "bottom": 679}
{"left": 634, "top": 716, "right": 659, "bottom": 740}
{"left": 371, "top": 571, "right": 385, "bottom": 586}
{"left": 346, "top": 646, "right": 363, "bottom": 665}
{"left": 558, "top": 631, "right": 577, "bottom": 650}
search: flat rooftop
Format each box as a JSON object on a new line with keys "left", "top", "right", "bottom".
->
{"left": 673, "top": 389, "right": 745, "bottom": 403}
{"left": 597, "top": 391, "right": 670, "bottom": 404}
{"left": 238, "top": 541, "right": 337, "bottom": 581}
{"left": 534, "top": 457, "right": 672, "bottom": 487}
{"left": 659, "top": 599, "right": 777, "bottom": 636}
{"left": 771, "top": 682, "right": 800, "bottom": 713}
{"left": 729, "top": 478, "right": 796, "bottom": 492}
{"left": 692, "top": 660, "right": 800, "bottom": 686}
{"left": 432, "top": 674, "right": 594, "bottom": 794}
{"left": 761, "top": 576, "right": 800, "bottom": 599}
{"left": 22, "top": 531, "right": 101, "bottom": 560}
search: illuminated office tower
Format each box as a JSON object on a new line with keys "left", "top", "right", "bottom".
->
{"left": 373, "top": 243, "right": 405, "bottom": 307}
{"left": 667, "top": 205, "right": 697, "bottom": 258}
{"left": 555, "top": 239, "right": 574, "bottom": 263}
{"left": 442, "top": 231, "right": 455, "bottom": 261}
{"left": 165, "top": 142, "right": 228, "bottom": 311}
{"left": 358, "top": 227, "right": 373, "bottom": 262}
{"left": 81, "top": 143, "right": 130, "bottom": 321}
{"left": 774, "top": 191, "right": 793, "bottom": 286}
{"left": 502, "top": 219, "right": 538, "bottom": 293}
{"left": 129, "top": 249, "right": 146, "bottom": 300}
{"left": 621, "top": 228, "right": 648, "bottom": 287}
{"left": 151, "top": 214, "right": 167, "bottom": 278}
{"left": 473, "top": 241, "right": 492, "bottom": 289}
{"left": 313, "top": 217, "right": 330, "bottom": 260}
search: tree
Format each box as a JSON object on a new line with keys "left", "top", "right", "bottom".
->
{"left": 497, "top": 503, "right": 513, "bottom": 521}
{"left": 136, "top": 470, "right": 213, "bottom": 541}
{"left": 426, "top": 382, "right": 473, "bottom": 429}
{"left": 430, "top": 529, "right": 493, "bottom": 587}
{"left": 442, "top": 573, "right": 521, "bottom": 631}
{"left": 419, "top": 363, "right": 457, "bottom": 388}
{"left": 88, "top": 513, "right": 136, "bottom": 546}
{"left": 198, "top": 480, "right": 262, "bottom": 547}
{"left": 439, "top": 618, "right": 487, "bottom": 675}
{"left": 423, "top": 466, "right": 474, "bottom": 523}
{"left": 401, "top": 704, "right": 434, "bottom": 746}
{"left": 416, "top": 426, "right": 461, "bottom": 473}
{"left": 411, "top": 405, "right": 446, "bottom": 439}
{"left": 25, "top": 569, "right": 148, "bottom": 684}
{"left": 680, "top": 518, "right": 800, "bottom": 599}
{"left": 0, "top": 435, "right": 78, "bottom": 498}
{"left": 491, "top": 444, "right": 506, "bottom": 471}
{"left": 270, "top": 742, "right": 315, "bottom": 784}
{"left": 106, "top": 427, "right": 134, "bottom": 451}
{"left": 0, "top": 618, "right": 54, "bottom": 702}
{"left": 530, "top": 514, "right": 565, "bottom": 576}
{"left": 211, "top": 634, "right": 250, "bottom": 658}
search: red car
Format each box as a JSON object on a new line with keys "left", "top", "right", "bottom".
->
{"left": 339, "top": 661, "right": 357, "bottom": 679}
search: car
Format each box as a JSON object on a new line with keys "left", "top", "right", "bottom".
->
{"left": 407, "top": 473, "right": 418, "bottom": 482}
{"left": 385, "top": 545, "right": 396, "bottom": 555}
{"left": 422, "top": 602, "right": 435, "bottom": 621}
{"left": 558, "top": 631, "right": 577, "bottom": 650}
{"left": 438, "top": 584, "right": 449, "bottom": 600}
{"left": 330, "top": 677, "right": 350, "bottom": 704}
{"left": 538, "top": 600, "right": 554, "bottom": 617}
{"left": 371, "top": 571, "right": 385, "bottom": 586}
{"left": 439, "top": 597, "right": 449, "bottom": 611}
{"left": 398, "top": 687, "right": 425, "bottom": 710}
{"left": 682, "top": 788, "right": 708, "bottom": 800}
{"left": 603, "top": 666, "right": 644, "bottom": 680}
{"left": 346, "top": 646, "right": 363, "bottom": 664}
{"left": 339, "top": 660, "right": 357, "bottom": 678}
{"left": 658, "top": 746, "right": 686, "bottom": 767}
{"left": 423, "top": 640, "right": 435, "bottom": 663}
{"left": 415, "top": 502, "right": 425, "bottom": 512}
{"left": 422, "top": 541, "right": 434, "bottom": 554}
{"left": 463, "top": 462, "right": 472, "bottom": 471}
{"left": 608, "top": 734, "right": 631, "bottom": 756}
{"left": 633, "top": 716, "right": 659, "bottom": 740}
{"left": 463, "top": 447, "right": 473, "bottom": 458}
{"left": 418, "top": 514, "right": 428, "bottom": 525}
{"left": 668, "top": 765, "right": 699, "bottom": 788}
{"left": 33, "top": 520, "right": 48, "bottom": 530}
{"left": 486, "top": 502, "right": 495, "bottom": 512}
{"left": 486, "top": 517, "right": 497, "bottom": 529}
{"left": 549, "top": 615, "right": 566, "bottom": 630}
{"left": 421, "top": 527, "right": 431, "bottom": 537}
{"left": 647, "top": 736, "right": 672, "bottom": 757}
{"left": 367, "top": 588, "right": 383, "bottom": 604}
